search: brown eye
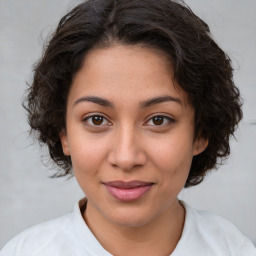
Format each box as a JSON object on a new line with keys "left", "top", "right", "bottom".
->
{"left": 83, "top": 115, "right": 110, "bottom": 126}
{"left": 92, "top": 116, "right": 104, "bottom": 125}
{"left": 152, "top": 116, "right": 164, "bottom": 125}
{"left": 146, "top": 115, "right": 174, "bottom": 126}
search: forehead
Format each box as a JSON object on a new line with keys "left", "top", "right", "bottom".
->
{"left": 82, "top": 44, "right": 172, "bottom": 82}
{"left": 69, "top": 45, "right": 190, "bottom": 107}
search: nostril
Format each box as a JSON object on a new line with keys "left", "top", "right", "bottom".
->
{"left": 107, "top": 149, "right": 147, "bottom": 172}
{"left": 107, "top": 130, "right": 147, "bottom": 171}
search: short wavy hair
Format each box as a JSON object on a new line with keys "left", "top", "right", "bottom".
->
{"left": 24, "top": 0, "right": 242, "bottom": 187}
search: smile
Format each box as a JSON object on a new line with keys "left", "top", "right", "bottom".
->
{"left": 103, "top": 180, "right": 154, "bottom": 202}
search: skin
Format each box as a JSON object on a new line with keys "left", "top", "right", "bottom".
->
{"left": 60, "top": 45, "right": 208, "bottom": 255}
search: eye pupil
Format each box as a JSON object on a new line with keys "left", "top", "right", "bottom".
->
{"left": 153, "top": 116, "right": 164, "bottom": 125}
{"left": 92, "top": 116, "right": 103, "bottom": 125}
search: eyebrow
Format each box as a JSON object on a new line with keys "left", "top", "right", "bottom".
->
{"left": 140, "top": 95, "right": 182, "bottom": 108}
{"left": 73, "top": 96, "right": 114, "bottom": 108}
{"left": 73, "top": 95, "right": 181, "bottom": 108}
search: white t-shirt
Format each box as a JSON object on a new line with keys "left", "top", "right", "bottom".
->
{"left": 1, "top": 199, "right": 255, "bottom": 256}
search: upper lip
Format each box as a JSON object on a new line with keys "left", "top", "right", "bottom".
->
{"left": 103, "top": 180, "right": 154, "bottom": 189}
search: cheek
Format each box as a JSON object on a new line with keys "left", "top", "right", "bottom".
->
{"left": 149, "top": 133, "right": 194, "bottom": 180}
{"left": 69, "top": 136, "right": 109, "bottom": 177}
{"left": 70, "top": 139, "right": 109, "bottom": 197}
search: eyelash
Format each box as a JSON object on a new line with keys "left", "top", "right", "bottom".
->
{"left": 82, "top": 114, "right": 175, "bottom": 127}
{"left": 145, "top": 115, "right": 175, "bottom": 126}
{"left": 82, "top": 114, "right": 111, "bottom": 127}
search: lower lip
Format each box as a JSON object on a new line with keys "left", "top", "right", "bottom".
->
{"left": 104, "top": 184, "right": 153, "bottom": 202}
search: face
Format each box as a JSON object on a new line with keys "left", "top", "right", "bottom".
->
{"left": 60, "top": 45, "right": 207, "bottom": 228}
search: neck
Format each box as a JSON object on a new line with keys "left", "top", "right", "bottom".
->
{"left": 83, "top": 199, "right": 185, "bottom": 256}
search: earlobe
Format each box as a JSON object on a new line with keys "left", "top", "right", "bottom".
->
{"left": 193, "top": 137, "right": 208, "bottom": 156}
{"left": 59, "top": 130, "right": 70, "bottom": 156}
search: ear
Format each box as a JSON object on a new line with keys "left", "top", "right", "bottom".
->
{"left": 59, "top": 130, "right": 70, "bottom": 156}
{"left": 193, "top": 136, "right": 208, "bottom": 156}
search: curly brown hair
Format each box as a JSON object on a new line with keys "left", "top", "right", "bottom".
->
{"left": 24, "top": 0, "right": 242, "bottom": 187}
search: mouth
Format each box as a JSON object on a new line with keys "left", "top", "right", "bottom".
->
{"left": 102, "top": 180, "right": 154, "bottom": 202}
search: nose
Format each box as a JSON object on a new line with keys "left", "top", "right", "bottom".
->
{"left": 107, "top": 126, "right": 147, "bottom": 172}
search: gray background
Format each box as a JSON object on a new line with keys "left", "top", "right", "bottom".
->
{"left": 0, "top": 0, "right": 255, "bottom": 248}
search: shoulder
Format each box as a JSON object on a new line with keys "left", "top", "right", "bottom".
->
{"left": 175, "top": 202, "right": 256, "bottom": 256}
{"left": 0, "top": 214, "right": 76, "bottom": 256}
{"left": 1, "top": 199, "right": 112, "bottom": 256}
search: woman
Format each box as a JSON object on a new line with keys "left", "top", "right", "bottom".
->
{"left": 1, "top": 0, "right": 255, "bottom": 255}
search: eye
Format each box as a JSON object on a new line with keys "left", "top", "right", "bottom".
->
{"left": 146, "top": 115, "right": 174, "bottom": 126}
{"left": 83, "top": 115, "right": 111, "bottom": 126}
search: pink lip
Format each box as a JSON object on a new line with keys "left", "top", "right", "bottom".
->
{"left": 103, "top": 180, "right": 154, "bottom": 202}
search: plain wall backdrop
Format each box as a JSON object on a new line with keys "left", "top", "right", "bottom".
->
{"left": 0, "top": 0, "right": 255, "bottom": 248}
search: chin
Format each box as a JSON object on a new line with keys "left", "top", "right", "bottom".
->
{"left": 105, "top": 206, "right": 159, "bottom": 228}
